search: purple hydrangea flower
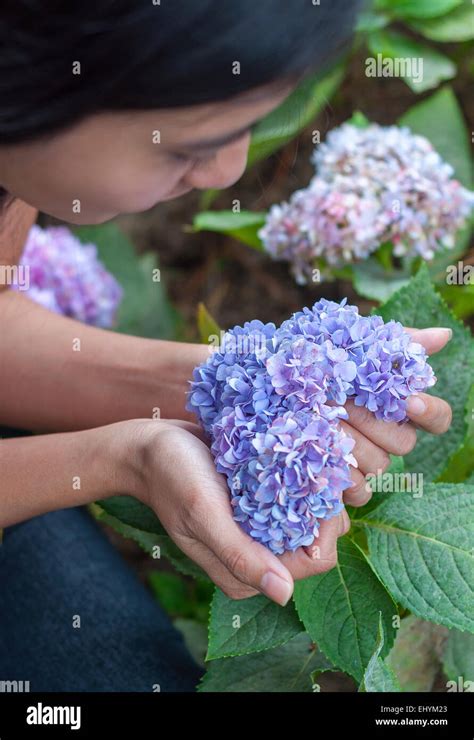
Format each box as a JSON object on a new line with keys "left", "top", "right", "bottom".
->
{"left": 187, "top": 299, "right": 435, "bottom": 554}
{"left": 11, "top": 225, "right": 123, "bottom": 328}
{"left": 259, "top": 123, "right": 474, "bottom": 283}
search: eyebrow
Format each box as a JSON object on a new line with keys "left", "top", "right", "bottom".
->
{"left": 176, "top": 123, "right": 253, "bottom": 152}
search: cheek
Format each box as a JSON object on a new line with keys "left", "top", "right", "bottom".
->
{"left": 82, "top": 159, "right": 187, "bottom": 212}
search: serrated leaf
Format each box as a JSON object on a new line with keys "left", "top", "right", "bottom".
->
{"left": 199, "top": 633, "right": 331, "bottom": 692}
{"left": 95, "top": 505, "right": 210, "bottom": 582}
{"left": 357, "top": 483, "right": 474, "bottom": 632}
{"left": 192, "top": 210, "right": 266, "bottom": 249}
{"left": 379, "top": 264, "right": 474, "bottom": 481}
{"left": 197, "top": 302, "right": 221, "bottom": 344}
{"left": 361, "top": 615, "right": 402, "bottom": 692}
{"left": 375, "top": 0, "right": 462, "bottom": 20}
{"left": 367, "top": 30, "right": 456, "bottom": 93}
{"left": 387, "top": 616, "right": 448, "bottom": 691}
{"left": 207, "top": 589, "right": 303, "bottom": 660}
{"left": 293, "top": 537, "right": 397, "bottom": 682}
{"left": 443, "top": 628, "right": 474, "bottom": 683}
{"left": 399, "top": 86, "right": 473, "bottom": 188}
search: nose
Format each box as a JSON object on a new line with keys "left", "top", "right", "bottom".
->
{"left": 184, "top": 132, "right": 251, "bottom": 191}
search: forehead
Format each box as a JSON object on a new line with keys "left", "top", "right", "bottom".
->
{"left": 126, "top": 79, "right": 295, "bottom": 143}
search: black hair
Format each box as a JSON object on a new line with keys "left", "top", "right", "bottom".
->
{"left": 0, "top": 0, "right": 361, "bottom": 146}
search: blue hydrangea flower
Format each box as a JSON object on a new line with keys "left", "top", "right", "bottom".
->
{"left": 187, "top": 299, "right": 435, "bottom": 553}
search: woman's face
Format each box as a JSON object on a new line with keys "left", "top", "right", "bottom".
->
{"left": 0, "top": 82, "right": 293, "bottom": 224}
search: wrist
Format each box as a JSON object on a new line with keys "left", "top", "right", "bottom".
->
{"left": 98, "top": 418, "right": 163, "bottom": 506}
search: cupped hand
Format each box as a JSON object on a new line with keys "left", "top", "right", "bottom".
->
{"left": 131, "top": 418, "right": 352, "bottom": 606}
{"left": 340, "top": 326, "right": 452, "bottom": 509}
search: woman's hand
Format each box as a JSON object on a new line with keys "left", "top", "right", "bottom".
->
{"left": 341, "top": 327, "right": 453, "bottom": 508}
{"left": 128, "top": 418, "right": 350, "bottom": 606}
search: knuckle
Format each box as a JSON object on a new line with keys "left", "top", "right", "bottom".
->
{"left": 319, "top": 552, "right": 338, "bottom": 572}
{"left": 397, "top": 426, "right": 417, "bottom": 455}
{"left": 219, "top": 545, "right": 249, "bottom": 581}
{"left": 221, "top": 583, "right": 256, "bottom": 601}
{"left": 439, "top": 402, "right": 452, "bottom": 433}
{"left": 378, "top": 450, "right": 391, "bottom": 472}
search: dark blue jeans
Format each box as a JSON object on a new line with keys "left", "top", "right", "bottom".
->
{"left": 0, "top": 506, "right": 204, "bottom": 692}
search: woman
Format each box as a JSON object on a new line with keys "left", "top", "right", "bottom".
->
{"left": 0, "top": 1, "right": 452, "bottom": 691}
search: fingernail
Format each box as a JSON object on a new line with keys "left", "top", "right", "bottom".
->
{"left": 260, "top": 571, "right": 293, "bottom": 606}
{"left": 407, "top": 394, "right": 426, "bottom": 416}
{"left": 435, "top": 327, "right": 452, "bottom": 340}
{"left": 418, "top": 327, "right": 452, "bottom": 341}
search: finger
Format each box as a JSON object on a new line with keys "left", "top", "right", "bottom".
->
{"left": 340, "top": 420, "right": 391, "bottom": 477}
{"left": 403, "top": 327, "right": 452, "bottom": 355}
{"left": 343, "top": 468, "right": 372, "bottom": 507}
{"left": 162, "top": 419, "right": 210, "bottom": 444}
{"left": 277, "top": 511, "right": 350, "bottom": 581}
{"left": 345, "top": 400, "right": 418, "bottom": 455}
{"left": 187, "top": 494, "right": 294, "bottom": 606}
{"left": 173, "top": 534, "right": 259, "bottom": 600}
{"left": 406, "top": 392, "right": 452, "bottom": 434}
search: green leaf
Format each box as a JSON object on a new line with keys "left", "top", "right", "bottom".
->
{"left": 361, "top": 615, "right": 402, "bottom": 692}
{"left": 148, "top": 573, "right": 213, "bottom": 623}
{"left": 197, "top": 302, "right": 221, "bottom": 344}
{"left": 199, "top": 633, "right": 332, "bottom": 692}
{"left": 192, "top": 210, "right": 266, "bottom": 250}
{"left": 247, "top": 64, "right": 345, "bottom": 168}
{"left": 379, "top": 264, "right": 474, "bottom": 481}
{"left": 148, "top": 571, "right": 192, "bottom": 616}
{"left": 293, "top": 537, "right": 398, "bottom": 682}
{"left": 74, "top": 223, "right": 180, "bottom": 339}
{"left": 207, "top": 589, "right": 303, "bottom": 660}
{"left": 399, "top": 86, "right": 473, "bottom": 188}
{"left": 94, "top": 503, "right": 210, "bottom": 582}
{"left": 440, "top": 284, "right": 474, "bottom": 321}
{"left": 375, "top": 0, "right": 463, "bottom": 20}
{"left": 356, "top": 482, "right": 474, "bottom": 632}
{"left": 98, "top": 494, "right": 165, "bottom": 534}
{"left": 387, "top": 616, "right": 448, "bottom": 691}
{"left": 367, "top": 30, "right": 456, "bottom": 93}
{"left": 174, "top": 619, "right": 208, "bottom": 668}
{"left": 356, "top": 10, "right": 390, "bottom": 32}
{"left": 409, "top": 2, "right": 474, "bottom": 42}
{"left": 352, "top": 259, "right": 412, "bottom": 302}
{"left": 346, "top": 111, "right": 371, "bottom": 128}
{"left": 439, "top": 383, "right": 474, "bottom": 483}
{"left": 443, "top": 628, "right": 474, "bottom": 683}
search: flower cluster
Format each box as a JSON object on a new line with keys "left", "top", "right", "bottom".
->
{"left": 259, "top": 123, "right": 474, "bottom": 284}
{"left": 12, "top": 225, "right": 123, "bottom": 328}
{"left": 187, "top": 299, "right": 435, "bottom": 553}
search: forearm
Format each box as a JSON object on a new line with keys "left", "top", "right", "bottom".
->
{"left": 0, "top": 290, "right": 208, "bottom": 432}
{"left": 0, "top": 421, "right": 139, "bottom": 528}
